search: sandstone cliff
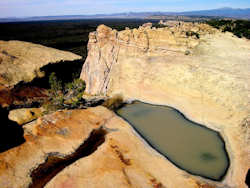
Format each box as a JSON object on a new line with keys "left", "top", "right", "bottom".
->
{"left": 80, "top": 23, "right": 250, "bottom": 187}
{"left": 81, "top": 22, "right": 215, "bottom": 95}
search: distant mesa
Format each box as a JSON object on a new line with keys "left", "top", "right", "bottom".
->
{"left": 0, "top": 7, "right": 250, "bottom": 23}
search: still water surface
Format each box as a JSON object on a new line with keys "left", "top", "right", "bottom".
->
{"left": 116, "top": 101, "right": 229, "bottom": 180}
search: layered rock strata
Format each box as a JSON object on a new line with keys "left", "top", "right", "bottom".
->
{"left": 80, "top": 23, "right": 250, "bottom": 187}
{"left": 81, "top": 23, "right": 214, "bottom": 95}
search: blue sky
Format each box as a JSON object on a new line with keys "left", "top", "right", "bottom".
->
{"left": 1, "top": 0, "right": 250, "bottom": 18}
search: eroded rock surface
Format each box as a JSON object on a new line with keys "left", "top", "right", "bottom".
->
{"left": 8, "top": 107, "right": 45, "bottom": 125}
{"left": 81, "top": 23, "right": 214, "bottom": 95}
{"left": 0, "top": 107, "right": 112, "bottom": 188}
{"left": 0, "top": 40, "right": 81, "bottom": 87}
{"left": 0, "top": 83, "right": 48, "bottom": 108}
{"left": 44, "top": 108, "right": 221, "bottom": 188}
{"left": 0, "top": 40, "right": 81, "bottom": 108}
{"left": 0, "top": 106, "right": 247, "bottom": 188}
{"left": 80, "top": 23, "right": 250, "bottom": 187}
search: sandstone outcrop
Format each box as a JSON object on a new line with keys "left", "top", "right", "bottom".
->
{"left": 8, "top": 107, "right": 45, "bottom": 125}
{"left": 0, "top": 106, "right": 223, "bottom": 188}
{"left": 0, "top": 107, "right": 111, "bottom": 187}
{"left": 0, "top": 40, "right": 81, "bottom": 88}
{"left": 81, "top": 23, "right": 216, "bottom": 95}
{"left": 80, "top": 23, "right": 250, "bottom": 187}
{"left": 0, "top": 85, "right": 48, "bottom": 108}
{"left": 0, "top": 40, "right": 82, "bottom": 108}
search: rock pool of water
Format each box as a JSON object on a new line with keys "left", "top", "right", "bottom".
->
{"left": 116, "top": 101, "right": 229, "bottom": 180}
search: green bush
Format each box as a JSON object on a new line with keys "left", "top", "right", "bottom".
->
{"left": 186, "top": 31, "right": 200, "bottom": 39}
{"left": 102, "top": 94, "right": 124, "bottom": 110}
{"left": 44, "top": 72, "right": 86, "bottom": 112}
{"left": 49, "top": 72, "right": 62, "bottom": 96}
{"left": 65, "top": 78, "right": 85, "bottom": 94}
{"left": 206, "top": 19, "right": 250, "bottom": 39}
{"left": 152, "top": 23, "right": 166, "bottom": 28}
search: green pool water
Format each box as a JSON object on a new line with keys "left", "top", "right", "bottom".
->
{"left": 116, "top": 101, "right": 229, "bottom": 180}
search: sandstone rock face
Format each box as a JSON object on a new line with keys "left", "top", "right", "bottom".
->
{"left": 0, "top": 105, "right": 223, "bottom": 188}
{"left": 0, "top": 40, "right": 81, "bottom": 87}
{"left": 0, "top": 107, "right": 112, "bottom": 188}
{"left": 81, "top": 23, "right": 215, "bottom": 95}
{"left": 8, "top": 107, "right": 45, "bottom": 125}
{"left": 80, "top": 23, "right": 250, "bottom": 187}
{"left": 45, "top": 108, "right": 216, "bottom": 188}
{"left": 0, "top": 84, "right": 48, "bottom": 108}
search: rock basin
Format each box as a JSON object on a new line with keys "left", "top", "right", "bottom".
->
{"left": 117, "top": 101, "right": 230, "bottom": 181}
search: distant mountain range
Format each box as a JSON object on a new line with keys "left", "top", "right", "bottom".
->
{"left": 0, "top": 7, "right": 249, "bottom": 23}
{"left": 176, "top": 7, "right": 250, "bottom": 18}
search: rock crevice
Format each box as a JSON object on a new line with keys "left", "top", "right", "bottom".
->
{"left": 29, "top": 127, "right": 107, "bottom": 188}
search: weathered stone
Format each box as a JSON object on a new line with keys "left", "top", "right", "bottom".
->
{"left": 0, "top": 85, "right": 48, "bottom": 108}
{"left": 142, "top": 22, "right": 153, "bottom": 28}
{"left": 0, "top": 40, "right": 81, "bottom": 87}
{"left": 8, "top": 107, "right": 44, "bottom": 125}
{"left": 80, "top": 23, "right": 250, "bottom": 187}
{"left": 81, "top": 23, "right": 216, "bottom": 95}
{"left": 1, "top": 106, "right": 247, "bottom": 188}
{"left": 43, "top": 107, "right": 219, "bottom": 188}
{"left": 0, "top": 107, "right": 113, "bottom": 188}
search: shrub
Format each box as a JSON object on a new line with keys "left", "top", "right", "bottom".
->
{"left": 186, "top": 31, "right": 200, "bottom": 39}
{"left": 102, "top": 94, "right": 124, "bottom": 110}
{"left": 206, "top": 19, "right": 250, "bottom": 39}
{"left": 64, "top": 78, "right": 86, "bottom": 108}
{"left": 65, "top": 78, "right": 85, "bottom": 94}
{"left": 152, "top": 23, "right": 166, "bottom": 28}
{"left": 44, "top": 72, "right": 86, "bottom": 113}
{"left": 185, "top": 50, "right": 191, "bottom": 55}
{"left": 49, "top": 72, "right": 62, "bottom": 97}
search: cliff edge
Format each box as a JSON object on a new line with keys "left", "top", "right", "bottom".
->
{"left": 80, "top": 22, "right": 250, "bottom": 187}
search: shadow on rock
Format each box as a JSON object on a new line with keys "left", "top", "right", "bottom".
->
{"left": 0, "top": 107, "right": 25, "bottom": 153}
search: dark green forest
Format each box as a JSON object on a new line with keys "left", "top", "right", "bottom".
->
{"left": 1, "top": 19, "right": 249, "bottom": 59}
{"left": 206, "top": 19, "right": 250, "bottom": 39}
{"left": 0, "top": 19, "right": 158, "bottom": 58}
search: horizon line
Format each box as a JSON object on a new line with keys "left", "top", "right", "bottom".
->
{"left": 1, "top": 7, "right": 250, "bottom": 19}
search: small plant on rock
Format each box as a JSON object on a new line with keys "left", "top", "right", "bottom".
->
{"left": 49, "top": 72, "right": 62, "bottom": 97}
{"left": 44, "top": 72, "right": 86, "bottom": 113}
{"left": 186, "top": 31, "right": 200, "bottom": 39}
{"left": 64, "top": 78, "right": 86, "bottom": 108}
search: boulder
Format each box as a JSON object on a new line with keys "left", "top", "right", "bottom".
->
{"left": 8, "top": 107, "right": 45, "bottom": 125}
{"left": 80, "top": 23, "right": 250, "bottom": 187}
